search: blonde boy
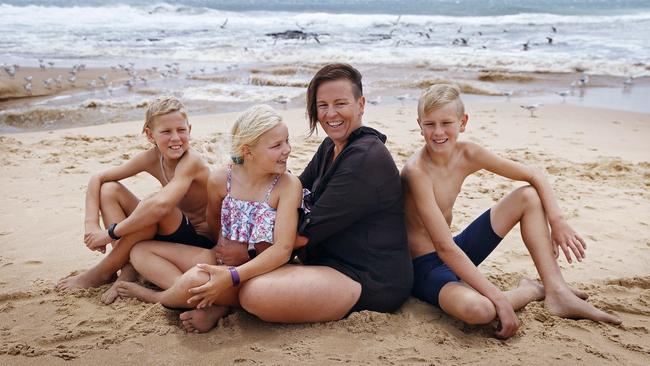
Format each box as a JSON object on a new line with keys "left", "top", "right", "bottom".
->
{"left": 57, "top": 97, "right": 214, "bottom": 304}
{"left": 401, "top": 84, "right": 620, "bottom": 339}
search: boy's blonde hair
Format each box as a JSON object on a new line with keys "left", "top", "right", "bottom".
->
{"left": 418, "top": 84, "right": 465, "bottom": 118}
{"left": 230, "top": 104, "right": 283, "bottom": 164}
{"left": 143, "top": 96, "right": 188, "bottom": 132}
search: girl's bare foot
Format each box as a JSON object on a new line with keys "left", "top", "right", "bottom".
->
{"left": 545, "top": 287, "right": 621, "bottom": 325}
{"left": 56, "top": 268, "right": 114, "bottom": 291}
{"left": 101, "top": 264, "right": 138, "bottom": 304}
{"left": 179, "top": 306, "right": 229, "bottom": 333}
{"left": 116, "top": 281, "right": 162, "bottom": 304}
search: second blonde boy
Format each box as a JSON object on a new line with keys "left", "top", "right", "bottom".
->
{"left": 401, "top": 84, "right": 620, "bottom": 339}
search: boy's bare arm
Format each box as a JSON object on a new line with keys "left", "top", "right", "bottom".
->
{"left": 110, "top": 152, "right": 203, "bottom": 238}
{"left": 468, "top": 143, "right": 586, "bottom": 262}
{"left": 404, "top": 165, "right": 520, "bottom": 339}
{"left": 83, "top": 150, "right": 155, "bottom": 250}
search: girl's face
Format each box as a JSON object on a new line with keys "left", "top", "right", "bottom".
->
{"left": 247, "top": 123, "right": 291, "bottom": 175}
{"left": 316, "top": 79, "right": 365, "bottom": 148}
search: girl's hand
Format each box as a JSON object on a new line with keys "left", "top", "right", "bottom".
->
{"left": 550, "top": 220, "right": 586, "bottom": 264}
{"left": 187, "top": 264, "right": 232, "bottom": 308}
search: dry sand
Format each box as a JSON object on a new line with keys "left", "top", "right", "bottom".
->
{"left": 0, "top": 101, "right": 649, "bottom": 365}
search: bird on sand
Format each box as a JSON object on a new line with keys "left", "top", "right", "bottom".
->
{"left": 520, "top": 104, "right": 542, "bottom": 117}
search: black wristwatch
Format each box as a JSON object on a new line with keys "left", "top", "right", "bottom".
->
{"left": 247, "top": 244, "right": 257, "bottom": 259}
{"left": 108, "top": 223, "right": 121, "bottom": 240}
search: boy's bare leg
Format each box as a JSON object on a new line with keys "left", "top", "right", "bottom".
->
{"left": 491, "top": 186, "right": 621, "bottom": 324}
{"left": 57, "top": 182, "right": 147, "bottom": 290}
{"left": 439, "top": 278, "right": 544, "bottom": 325}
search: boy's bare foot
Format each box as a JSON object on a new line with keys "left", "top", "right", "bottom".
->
{"left": 116, "top": 281, "right": 162, "bottom": 304}
{"left": 545, "top": 287, "right": 622, "bottom": 325}
{"left": 101, "top": 264, "right": 138, "bottom": 304}
{"left": 179, "top": 306, "right": 229, "bottom": 333}
{"left": 518, "top": 278, "right": 545, "bottom": 302}
{"left": 56, "top": 268, "right": 113, "bottom": 291}
{"left": 526, "top": 279, "right": 589, "bottom": 300}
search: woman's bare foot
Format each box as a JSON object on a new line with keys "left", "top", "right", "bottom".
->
{"left": 545, "top": 287, "right": 621, "bottom": 325}
{"left": 179, "top": 306, "right": 229, "bottom": 333}
{"left": 56, "top": 268, "right": 114, "bottom": 291}
{"left": 116, "top": 281, "right": 162, "bottom": 304}
{"left": 101, "top": 264, "right": 138, "bottom": 304}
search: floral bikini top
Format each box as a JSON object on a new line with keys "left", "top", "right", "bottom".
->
{"left": 220, "top": 165, "right": 280, "bottom": 247}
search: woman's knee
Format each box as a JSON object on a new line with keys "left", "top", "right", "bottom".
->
{"left": 238, "top": 277, "right": 269, "bottom": 317}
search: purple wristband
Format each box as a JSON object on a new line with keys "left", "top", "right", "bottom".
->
{"left": 228, "top": 267, "right": 240, "bottom": 286}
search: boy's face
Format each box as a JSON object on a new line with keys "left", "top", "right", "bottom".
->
{"left": 145, "top": 111, "right": 191, "bottom": 160}
{"left": 417, "top": 101, "right": 468, "bottom": 153}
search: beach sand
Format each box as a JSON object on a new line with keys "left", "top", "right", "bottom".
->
{"left": 0, "top": 101, "right": 649, "bottom": 365}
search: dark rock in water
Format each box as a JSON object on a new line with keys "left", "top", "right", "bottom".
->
{"left": 265, "top": 30, "right": 321, "bottom": 43}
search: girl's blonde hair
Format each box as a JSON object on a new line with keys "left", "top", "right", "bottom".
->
{"left": 143, "top": 96, "right": 187, "bottom": 132}
{"left": 417, "top": 83, "right": 465, "bottom": 118}
{"left": 230, "top": 104, "right": 282, "bottom": 164}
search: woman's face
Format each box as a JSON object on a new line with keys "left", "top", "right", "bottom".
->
{"left": 316, "top": 79, "right": 365, "bottom": 147}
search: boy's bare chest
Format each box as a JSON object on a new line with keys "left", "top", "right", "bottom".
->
{"left": 431, "top": 174, "right": 466, "bottom": 223}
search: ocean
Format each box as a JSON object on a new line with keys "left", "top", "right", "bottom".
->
{"left": 1, "top": 0, "right": 649, "bottom": 130}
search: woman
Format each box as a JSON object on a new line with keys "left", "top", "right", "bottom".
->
{"left": 237, "top": 63, "right": 413, "bottom": 322}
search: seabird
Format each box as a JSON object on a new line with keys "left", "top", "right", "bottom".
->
{"left": 520, "top": 104, "right": 542, "bottom": 118}
{"left": 555, "top": 90, "right": 569, "bottom": 102}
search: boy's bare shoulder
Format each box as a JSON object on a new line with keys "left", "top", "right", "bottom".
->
{"left": 458, "top": 140, "right": 486, "bottom": 160}
{"left": 182, "top": 149, "right": 210, "bottom": 170}
{"left": 402, "top": 148, "right": 431, "bottom": 179}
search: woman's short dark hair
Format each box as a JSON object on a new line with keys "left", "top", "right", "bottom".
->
{"left": 306, "top": 63, "right": 363, "bottom": 136}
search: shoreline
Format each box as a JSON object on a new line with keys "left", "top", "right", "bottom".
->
{"left": 2, "top": 64, "right": 648, "bottom": 133}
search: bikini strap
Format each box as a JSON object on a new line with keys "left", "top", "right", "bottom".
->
{"left": 226, "top": 165, "right": 233, "bottom": 194}
{"left": 264, "top": 174, "right": 281, "bottom": 203}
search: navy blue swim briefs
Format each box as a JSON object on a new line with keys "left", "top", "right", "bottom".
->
{"left": 411, "top": 209, "right": 503, "bottom": 306}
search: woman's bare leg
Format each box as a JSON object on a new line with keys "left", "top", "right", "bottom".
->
{"left": 239, "top": 265, "right": 361, "bottom": 323}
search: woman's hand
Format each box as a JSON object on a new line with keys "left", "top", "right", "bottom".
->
{"left": 187, "top": 264, "right": 232, "bottom": 309}
{"left": 215, "top": 238, "right": 272, "bottom": 266}
{"left": 550, "top": 219, "right": 586, "bottom": 264}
